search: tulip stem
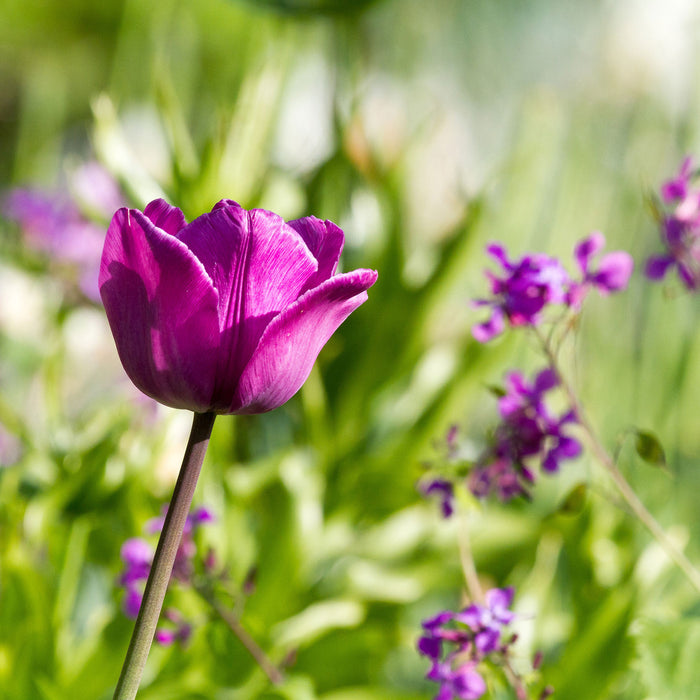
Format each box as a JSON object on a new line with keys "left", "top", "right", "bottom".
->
{"left": 113, "top": 411, "right": 216, "bottom": 700}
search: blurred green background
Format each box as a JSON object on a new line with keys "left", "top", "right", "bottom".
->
{"left": 1, "top": 0, "right": 700, "bottom": 698}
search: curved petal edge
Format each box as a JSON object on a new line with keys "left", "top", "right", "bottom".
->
{"left": 100, "top": 207, "right": 221, "bottom": 411}
{"left": 227, "top": 268, "right": 378, "bottom": 414}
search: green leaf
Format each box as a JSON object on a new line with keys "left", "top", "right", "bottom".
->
{"left": 634, "top": 430, "right": 667, "bottom": 468}
{"left": 636, "top": 618, "right": 700, "bottom": 698}
{"left": 558, "top": 483, "right": 587, "bottom": 515}
{"left": 485, "top": 384, "right": 506, "bottom": 399}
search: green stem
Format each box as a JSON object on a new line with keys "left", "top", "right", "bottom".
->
{"left": 113, "top": 411, "right": 216, "bottom": 700}
{"left": 534, "top": 328, "right": 700, "bottom": 593}
{"left": 194, "top": 583, "right": 285, "bottom": 685}
{"left": 457, "top": 512, "right": 483, "bottom": 604}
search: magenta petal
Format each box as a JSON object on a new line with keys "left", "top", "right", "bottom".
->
{"left": 556, "top": 435, "right": 583, "bottom": 458}
{"left": 417, "top": 635, "right": 442, "bottom": 660}
{"left": 534, "top": 368, "right": 558, "bottom": 394}
{"left": 574, "top": 231, "right": 605, "bottom": 273}
{"left": 177, "top": 204, "right": 320, "bottom": 393}
{"left": 120, "top": 538, "right": 153, "bottom": 566}
{"left": 144, "top": 199, "right": 187, "bottom": 236}
{"left": 486, "top": 242, "right": 509, "bottom": 267}
{"left": 155, "top": 628, "right": 176, "bottom": 646}
{"left": 453, "top": 666, "right": 487, "bottom": 699}
{"left": 661, "top": 156, "right": 693, "bottom": 203}
{"left": 435, "top": 685, "right": 453, "bottom": 700}
{"left": 123, "top": 587, "right": 143, "bottom": 619}
{"left": 645, "top": 254, "right": 674, "bottom": 280}
{"left": 99, "top": 208, "right": 220, "bottom": 411}
{"left": 212, "top": 198, "right": 242, "bottom": 212}
{"left": 287, "top": 216, "right": 345, "bottom": 291}
{"left": 230, "top": 269, "right": 378, "bottom": 414}
{"left": 592, "top": 251, "right": 634, "bottom": 292}
{"left": 486, "top": 586, "right": 515, "bottom": 614}
{"left": 677, "top": 261, "right": 699, "bottom": 289}
{"left": 471, "top": 307, "right": 504, "bottom": 343}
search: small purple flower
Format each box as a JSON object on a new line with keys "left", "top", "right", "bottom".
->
{"left": 570, "top": 232, "right": 633, "bottom": 303}
{"left": 469, "top": 369, "right": 581, "bottom": 500}
{"left": 116, "top": 505, "right": 214, "bottom": 642}
{"left": 420, "top": 478, "right": 456, "bottom": 518}
{"left": 468, "top": 458, "right": 527, "bottom": 501}
{"left": 660, "top": 156, "right": 694, "bottom": 204}
{"left": 472, "top": 245, "right": 571, "bottom": 342}
{"left": 427, "top": 661, "right": 487, "bottom": 700}
{"left": 122, "top": 586, "right": 144, "bottom": 620}
{"left": 646, "top": 156, "right": 700, "bottom": 290}
{"left": 155, "top": 610, "right": 192, "bottom": 647}
{"left": 3, "top": 164, "right": 125, "bottom": 302}
{"left": 418, "top": 588, "right": 519, "bottom": 700}
{"left": 191, "top": 506, "right": 215, "bottom": 525}
{"left": 457, "top": 587, "right": 515, "bottom": 654}
{"left": 473, "top": 235, "right": 633, "bottom": 341}
{"left": 119, "top": 538, "right": 153, "bottom": 586}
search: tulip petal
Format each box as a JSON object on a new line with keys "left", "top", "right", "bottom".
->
{"left": 177, "top": 203, "right": 319, "bottom": 384}
{"left": 100, "top": 207, "right": 220, "bottom": 410}
{"left": 144, "top": 198, "right": 187, "bottom": 236}
{"left": 228, "top": 268, "right": 378, "bottom": 414}
{"left": 287, "top": 216, "right": 344, "bottom": 290}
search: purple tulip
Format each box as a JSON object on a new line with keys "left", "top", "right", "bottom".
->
{"left": 100, "top": 199, "right": 378, "bottom": 414}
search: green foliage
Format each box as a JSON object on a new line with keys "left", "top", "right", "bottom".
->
{"left": 636, "top": 618, "right": 700, "bottom": 699}
{"left": 634, "top": 430, "right": 667, "bottom": 468}
{"left": 1, "top": 0, "right": 700, "bottom": 698}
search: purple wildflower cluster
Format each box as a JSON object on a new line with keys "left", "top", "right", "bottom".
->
{"left": 418, "top": 588, "right": 520, "bottom": 700}
{"left": 423, "top": 231, "right": 629, "bottom": 512}
{"left": 473, "top": 233, "right": 633, "bottom": 342}
{"left": 420, "top": 367, "right": 580, "bottom": 514}
{"left": 469, "top": 368, "right": 580, "bottom": 501}
{"left": 2, "top": 162, "right": 124, "bottom": 302}
{"left": 118, "top": 505, "right": 214, "bottom": 645}
{"left": 646, "top": 156, "right": 700, "bottom": 290}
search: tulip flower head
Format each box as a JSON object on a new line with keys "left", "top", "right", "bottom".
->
{"left": 100, "top": 199, "right": 378, "bottom": 414}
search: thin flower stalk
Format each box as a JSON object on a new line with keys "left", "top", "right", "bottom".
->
{"left": 194, "top": 582, "right": 284, "bottom": 685}
{"left": 457, "top": 512, "right": 484, "bottom": 605}
{"left": 533, "top": 327, "right": 700, "bottom": 593}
